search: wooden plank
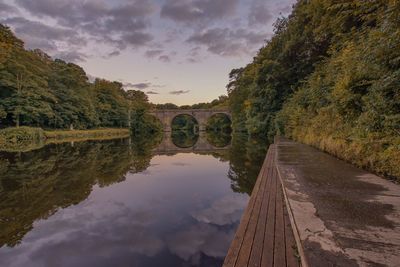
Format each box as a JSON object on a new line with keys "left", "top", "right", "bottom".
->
{"left": 223, "top": 149, "right": 271, "bottom": 267}
{"left": 247, "top": 159, "right": 273, "bottom": 267}
{"left": 284, "top": 197, "right": 300, "bottom": 267}
{"left": 235, "top": 150, "right": 271, "bottom": 266}
{"left": 273, "top": 171, "right": 286, "bottom": 267}
{"left": 224, "top": 144, "right": 301, "bottom": 267}
{"left": 261, "top": 157, "right": 277, "bottom": 267}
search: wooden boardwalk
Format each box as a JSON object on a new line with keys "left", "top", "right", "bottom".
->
{"left": 223, "top": 145, "right": 300, "bottom": 267}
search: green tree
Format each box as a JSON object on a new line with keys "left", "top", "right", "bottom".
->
{"left": 227, "top": 0, "right": 400, "bottom": 178}
{"left": 49, "top": 59, "right": 97, "bottom": 129}
{"left": 91, "top": 79, "right": 129, "bottom": 128}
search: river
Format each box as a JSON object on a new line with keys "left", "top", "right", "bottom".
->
{"left": 0, "top": 132, "right": 268, "bottom": 267}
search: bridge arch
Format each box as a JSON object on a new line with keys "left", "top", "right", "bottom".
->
{"left": 149, "top": 109, "right": 231, "bottom": 132}
{"left": 170, "top": 113, "right": 199, "bottom": 133}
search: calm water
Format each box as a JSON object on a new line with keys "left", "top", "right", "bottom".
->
{"left": 0, "top": 132, "right": 268, "bottom": 267}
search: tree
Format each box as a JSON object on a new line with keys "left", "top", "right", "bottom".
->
{"left": 226, "top": 0, "right": 400, "bottom": 178}
{"left": 91, "top": 79, "right": 129, "bottom": 128}
{"left": 49, "top": 60, "right": 97, "bottom": 129}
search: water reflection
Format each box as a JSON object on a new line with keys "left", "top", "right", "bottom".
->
{"left": 228, "top": 135, "right": 269, "bottom": 195}
{"left": 0, "top": 133, "right": 269, "bottom": 267}
{"left": 171, "top": 130, "right": 199, "bottom": 148}
{"left": 154, "top": 131, "right": 230, "bottom": 155}
{"left": 206, "top": 131, "right": 232, "bottom": 148}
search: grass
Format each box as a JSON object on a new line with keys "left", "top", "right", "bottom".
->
{"left": 44, "top": 128, "right": 130, "bottom": 141}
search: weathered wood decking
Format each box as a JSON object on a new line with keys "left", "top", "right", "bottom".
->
{"left": 223, "top": 145, "right": 300, "bottom": 267}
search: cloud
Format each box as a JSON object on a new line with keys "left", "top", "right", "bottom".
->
{"left": 2, "top": 17, "right": 86, "bottom": 47}
{"left": 187, "top": 27, "right": 267, "bottom": 57}
{"left": 124, "top": 82, "right": 151, "bottom": 90}
{"left": 3, "top": 0, "right": 296, "bottom": 65}
{"left": 161, "top": 0, "right": 239, "bottom": 24}
{"left": 119, "top": 32, "right": 153, "bottom": 48}
{"left": 278, "top": 4, "right": 294, "bottom": 14}
{"left": 0, "top": 201, "right": 165, "bottom": 267}
{"left": 123, "top": 82, "right": 164, "bottom": 90}
{"left": 146, "top": 91, "right": 159, "bottom": 95}
{"left": 12, "top": 0, "right": 155, "bottom": 57}
{"left": 166, "top": 223, "right": 234, "bottom": 262}
{"left": 158, "top": 55, "right": 171, "bottom": 63}
{"left": 248, "top": 1, "right": 273, "bottom": 26}
{"left": 1, "top": 17, "right": 88, "bottom": 62}
{"left": 54, "top": 51, "right": 87, "bottom": 63}
{"left": 145, "top": 49, "right": 163, "bottom": 58}
{"left": 107, "top": 50, "right": 120, "bottom": 58}
{"left": 145, "top": 50, "right": 175, "bottom": 63}
{"left": 191, "top": 194, "right": 248, "bottom": 226}
{"left": 172, "top": 162, "right": 191, "bottom": 166}
{"left": 145, "top": 49, "right": 176, "bottom": 63}
{"left": 165, "top": 194, "right": 247, "bottom": 263}
{"left": 15, "top": 0, "right": 154, "bottom": 30}
{"left": 186, "top": 46, "right": 202, "bottom": 63}
{"left": 0, "top": 1, "right": 19, "bottom": 15}
{"left": 170, "top": 90, "right": 190, "bottom": 95}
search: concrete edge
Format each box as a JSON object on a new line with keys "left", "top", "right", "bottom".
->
{"left": 274, "top": 139, "right": 309, "bottom": 267}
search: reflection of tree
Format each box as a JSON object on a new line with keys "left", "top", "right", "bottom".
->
{"left": 206, "top": 113, "right": 232, "bottom": 133}
{"left": 130, "top": 132, "right": 162, "bottom": 173}
{"left": 206, "top": 131, "right": 231, "bottom": 148}
{"left": 195, "top": 133, "right": 269, "bottom": 195}
{"left": 171, "top": 130, "right": 199, "bottom": 148}
{"left": 0, "top": 131, "right": 267, "bottom": 248}
{"left": 0, "top": 136, "right": 159, "bottom": 247}
{"left": 227, "top": 134, "right": 269, "bottom": 195}
{"left": 171, "top": 115, "right": 198, "bottom": 131}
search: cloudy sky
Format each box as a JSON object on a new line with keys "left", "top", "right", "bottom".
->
{"left": 1, "top": 0, "right": 295, "bottom": 105}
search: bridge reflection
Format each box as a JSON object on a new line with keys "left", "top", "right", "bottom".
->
{"left": 152, "top": 131, "right": 231, "bottom": 154}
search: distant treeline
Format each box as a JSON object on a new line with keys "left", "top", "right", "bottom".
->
{"left": 228, "top": 1, "right": 400, "bottom": 178}
{"left": 155, "top": 95, "right": 229, "bottom": 110}
{"left": 0, "top": 24, "right": 151, "bottom": 130}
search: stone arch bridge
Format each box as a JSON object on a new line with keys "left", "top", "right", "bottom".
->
{"left": 149, "top": 109, "right": 231, "bottom": 132}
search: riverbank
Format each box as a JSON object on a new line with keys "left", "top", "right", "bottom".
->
{"left": 45, "top": 128, "right": 130, "bottom": 141}
{"left": 0, "top": 127, "right": 130, "bottom": 152}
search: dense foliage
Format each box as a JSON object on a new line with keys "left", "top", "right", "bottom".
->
{"left": 171, "top": 114, "right": 198, "bottom": 131}
{"left": 155, "top": 95, "right": 229, "bottom": 110}
{"left": 206, "top": 114, "right": 232, "bottom": 132}
{"left": 227, "top": 1, "right": 400, "bottom": 179}
{"left": 0, "top": 24, "right": 152, "bottom": 131}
